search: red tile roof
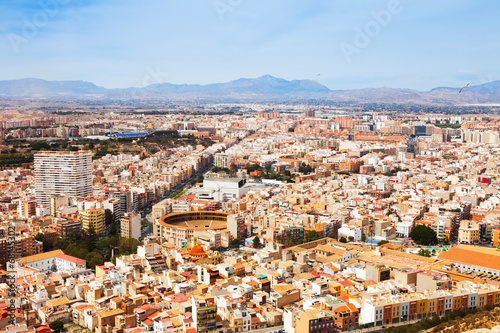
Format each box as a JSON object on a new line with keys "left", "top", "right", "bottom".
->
{"left": 439, "top": 247, "right": 500, "bottom": 271}
{"left": 55, "top": 253, "right": 86, "bottom": 265}
{"left": 142, "top": 319, "right": 154, "bottom": 326}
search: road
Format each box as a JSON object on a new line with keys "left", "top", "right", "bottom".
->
{"left": 250, "top": 325, "right": 284, "bottom": 333}
{"left": 359, "top": 318, "right": 421, "bottom": 332}
{"left": 138, "top": 165, "right": 212, "bottom": 238}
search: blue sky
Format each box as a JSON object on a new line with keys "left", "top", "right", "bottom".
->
{"left": 1, "top": 0, "right": 499, "bottom": 91}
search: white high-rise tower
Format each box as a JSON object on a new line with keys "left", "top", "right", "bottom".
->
{"left": 35, "top": 151, "right": 92, "bottom": 205}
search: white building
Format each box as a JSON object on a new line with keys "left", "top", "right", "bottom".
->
{"left": 35, "top": 151, "right": 92, "bottom": 205}
{"left": 462, "top": 130, "right": 500, "bottom": 144}
{"left": 137, "top": 242, "right": 160, "bottom": 258}
{"left": 35, "top": 205, "right": 50, "bottom": 217}
{"left": 395, "top": 221, "right": 413, "bottom": 238}
{"left": 15, "top": 250, "right": 87, "bottom": 278}
{"left": 338, "top": 224, "right": 362, "bottom": 241}
{"left": 198, "top": 178, "right": 260, "bottom": 202}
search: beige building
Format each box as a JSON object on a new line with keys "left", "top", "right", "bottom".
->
{"left": 287, "top": 307, "right": 336, "bottom": 333}
{"left": 214, "top": 153, "right": 231, "bottom": 168}
{"left": 49, "top": 195, "right": 69, "bottom": 216}
{"left": 121, "top": 213, "right": 141, "bottom": 240}
{"left": 458, "top": 220, "right": 480, "bottom": 244}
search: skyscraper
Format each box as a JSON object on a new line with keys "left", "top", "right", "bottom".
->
{"left": 35, "top": 151, "right": 92, "bottom": 205}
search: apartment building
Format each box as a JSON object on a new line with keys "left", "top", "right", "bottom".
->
{"left": 227, "top": 214, "right": 246, "bottom": 240}
{"left": 54, "top": 219, "right": 82, "bottom": 238}
{"left": 49, "top": 195, "right": 69, "bottom": 216}
{"left": 80, "top": 208, "right": 105, "bottom": 235}
{"left": 458, "top": 220, "right": 480, "bottom": 244}
{"left": 192, "top": 295, "right": 217, "bottom": 333}
{"left": 121, "top": 213, "right": 141, "bottom": 240}
{"left": 17, "top": 198, "right": 36, "bottom": 218}
{"left": 214, "top": 153, "right": 231, "bottom": 168}
{"left": 34, "top": 151, "right": 92, "bottom": 205}
{"left": 0, "top": 233, "right": 37, "bottom": 269}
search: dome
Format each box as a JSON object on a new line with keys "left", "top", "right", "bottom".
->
{"left": 189, "top": 244, "right": 207, "bottom": 256}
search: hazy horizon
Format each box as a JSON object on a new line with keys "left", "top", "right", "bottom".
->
{"left": 0, "top": 74, "right": 494, "bottom": 93}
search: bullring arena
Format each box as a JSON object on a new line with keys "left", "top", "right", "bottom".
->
{"left": 155, "top": 211, "right": 230, "bottom": 244}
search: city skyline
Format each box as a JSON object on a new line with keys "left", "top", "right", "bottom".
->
{"left": 4, "top": 2, "right": 500, "bottom": 331}
{"left": 4, "top": 101, "right": 500, "bottom": 332}
{"left": 1, "top": 0, "right": 499, "bottom": 91}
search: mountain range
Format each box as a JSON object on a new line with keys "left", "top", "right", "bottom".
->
{"left": 1, "top": 75, "right": 500, "bottom": 105}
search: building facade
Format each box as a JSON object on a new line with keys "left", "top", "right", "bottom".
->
{"left": 35, "top": 151, "right": 92, "bottom": 205}
{"left": 80, "top": 208, "right": 105, "bottom": 235}
{"left": 121, "top": 213, "right": 141, "bottom": 240}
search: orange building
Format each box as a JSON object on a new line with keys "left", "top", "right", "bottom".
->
{"left": 335, "top": 116, "right": 352, "bottom": 129}
{"left": 471, "top": 209, "right": 489, "bottom": 222}
{"left": 189, "top": 239, "right": 208, "bottom": 262}
{"left": 334, "top": 303, "right": 359, "bottom": 331}
{"left": 493, "top": 228, "right": 500, "bottom": 247}
{"left": 338, "top": 159, "right": 364, "bottom": 173}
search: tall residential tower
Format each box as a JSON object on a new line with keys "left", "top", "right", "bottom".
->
{"left": 35, "top": 151, "right": 92, "bottom": 205}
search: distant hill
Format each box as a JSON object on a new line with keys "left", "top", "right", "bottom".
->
{"left": 0, "top": 78, "right": 107, "bottom": 97}
{"left": 107, "top": 75, "right": 331, "bottom": 100}
{"left": 1, "top": 76, "right": 500, "bottom": 105}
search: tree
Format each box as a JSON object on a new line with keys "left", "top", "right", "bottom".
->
{"left": 299, "top": 163, "right": 314, "bottom": 175}
{"left": 66, "top": 228, "right": 82, "bottom": 243}
{"left": 230, "top": 238, "right": 242, "bottom": 248}
{"left": 118, "top": 237, "right": 140, "bottom": 255}
{"left": 89, "top": 253, "right": 104, "bottom": 267}
{"left": 109, "top": 219, "right": 118, "bottom": 236}
{"left": 378, "top": 240, "right": 389, "bottom": 246}
{"left": 49, "top": 320, "right": 64, "bottom": 333}
{"left": 305, "top": 230, "right": 319, "bottom": 243}
{"left": 386, "top": 207, "right": 402, "bottom": 222}
{"left": 284, "top": 233, "right": 293, "bottom": 247}
{"left": 339, "top": 236, "right": 347, "bottom": 243}
{"left": 252, "top": 236, "right": 261, "bottom": 249}
{"left": 42, "top": 237, "right": 54, "bottom": 252}
{"left": 35, "top": 233, "right": 44, "bottom": 242}
{"left": 410, "top": 225, "right": 438, "bottom": 245}
{"left": 104, "top": 209, "right": 114, "bottom": 226}
{"left": 30, "top": 141, "right": 51, "bottom": 151}
{"left": 418, "top": 248, "right": 432, "bottom": 257}
{"left": 361, "top": 234, "right": 367, "bottom": 242}
{"left": 83, "top": 224, "right": 98, "bottom": 252}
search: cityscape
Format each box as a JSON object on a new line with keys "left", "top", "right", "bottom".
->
{"left": 2, "top": 2, "right": 500, "bottom": 333}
